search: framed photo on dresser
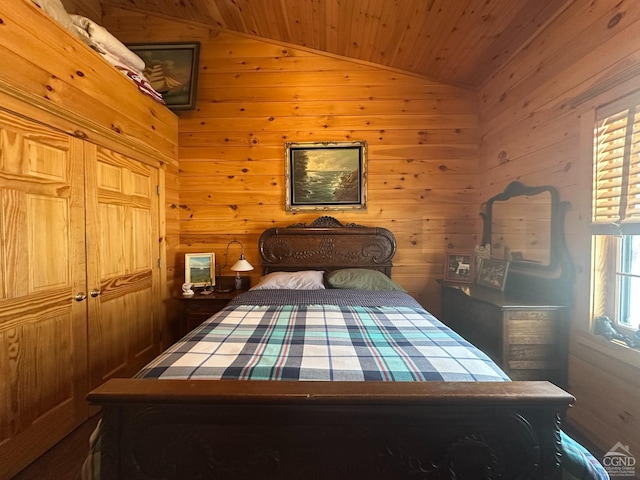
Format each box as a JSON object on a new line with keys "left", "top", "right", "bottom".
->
{"left": 444, "top": 252, "right": 474, "bottom": 283}
{"left": 476, "top": 258, "right": 510, "bottom": 291}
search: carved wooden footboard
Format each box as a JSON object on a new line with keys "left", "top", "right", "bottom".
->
{"left": 88, "top": 379, "right": 573, "bottom": 480}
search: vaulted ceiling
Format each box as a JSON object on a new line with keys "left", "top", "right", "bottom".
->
{"left": 102, "top": 0, "right": 571, "bottom": 88}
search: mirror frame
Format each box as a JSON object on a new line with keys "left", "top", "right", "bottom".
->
{"left": 481, "top": 181, "right": 574, "bottom": 304}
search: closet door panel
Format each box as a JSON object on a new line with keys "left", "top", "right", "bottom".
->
{"left": 0, "top": 112, "right": 88, "bottom": 479}
{"left": 86, "top": 145, "right": 160, "bottom": 389}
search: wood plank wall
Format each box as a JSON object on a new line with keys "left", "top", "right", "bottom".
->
{"left": 102, "top": 6, "right": 481, "bottom": 314}
{"left": 478, "top": 0, "right": 640, "bottom": 458}
{"left": 2, "top": 1, "right": 177, "bottom": 165}
{"left": 61, "top": 0, "right": 101, "bottom": 22}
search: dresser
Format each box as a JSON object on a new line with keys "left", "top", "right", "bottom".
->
{"left": 439, "top": 281, "right": 568, "bottom": 386}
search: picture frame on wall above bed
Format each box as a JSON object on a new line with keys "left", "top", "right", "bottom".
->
{"left": 127, "top": 42, "right": 200, "bottom": 110}
{"left": 284, "top": 141, "right": 367, "bottom": 211}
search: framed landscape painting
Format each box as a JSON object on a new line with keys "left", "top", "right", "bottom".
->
{"left": 285, "top": 141, "right": 367, "bottom": 211}
{"left": 185, "top": 253, "right": 215, "bottom": 287}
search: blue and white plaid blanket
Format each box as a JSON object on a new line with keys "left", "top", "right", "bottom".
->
{"left": 138, "top": 291, "right": 509, "bottom": 382}
{"left": 134, "top": 290, "right": 608, "bottom": 480}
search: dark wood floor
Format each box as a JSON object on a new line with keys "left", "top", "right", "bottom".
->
{"left": 13, "top": 415, "right": 101, "bottom": 480}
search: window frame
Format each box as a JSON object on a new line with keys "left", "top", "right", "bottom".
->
{"left": 618, "top": 235, "right": 640, "bottom": 331}
{"left": 591, "top": 91, "right": 640, "bottom": 335}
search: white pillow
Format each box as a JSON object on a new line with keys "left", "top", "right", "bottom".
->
{"left": 32, "top": 0, "right": 76, "bottom": 33}
{"left": 250, "top": 271, "right": 325, "bottom": 290}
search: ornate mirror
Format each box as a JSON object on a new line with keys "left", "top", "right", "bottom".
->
{"left": 481, "top": 182, "right": 574, "bottom": 303}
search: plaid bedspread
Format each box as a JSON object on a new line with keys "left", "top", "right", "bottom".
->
{"left": 134, "top": 290, "right": 608, "bottom": 480}
{"left": 138, "top": 292, "right": 508, "bottom": 382}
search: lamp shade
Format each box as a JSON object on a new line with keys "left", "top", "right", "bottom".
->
{"left": 231, "top": 258, "right": 253, "bottom": 272}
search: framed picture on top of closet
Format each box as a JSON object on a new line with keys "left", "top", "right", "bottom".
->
{"left": 128, "top": 42, "right": 200, "bottom": 110}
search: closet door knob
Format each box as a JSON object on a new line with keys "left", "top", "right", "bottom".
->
{"left": 74, "top": 293, "right": 87, "bottom": 302}
{"left": 90, "top": 289, "right": 101, "bottom": 298}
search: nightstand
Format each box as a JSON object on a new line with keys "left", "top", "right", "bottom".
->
{"left": 175, "top": 290, "right": 246, "bottom": 337}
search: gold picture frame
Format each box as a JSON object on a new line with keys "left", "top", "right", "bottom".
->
{"left": 285, "top": 141, "right": 367, "bottom": 211}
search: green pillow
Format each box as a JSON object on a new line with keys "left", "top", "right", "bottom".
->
{"left": 326, "top": 268, "right": 406, "bottom": 291}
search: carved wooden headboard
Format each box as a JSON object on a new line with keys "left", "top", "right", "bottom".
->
{"left": 258, "top": 216, "right": 397, "bottom": 277}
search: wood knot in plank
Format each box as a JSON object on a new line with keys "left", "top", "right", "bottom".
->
{"left": 608, "top": 12, "right": 623, "bottom": 28}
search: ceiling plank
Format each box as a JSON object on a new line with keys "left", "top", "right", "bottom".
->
{"left": 100, "top": 0, "right": 569, "bottom": 88}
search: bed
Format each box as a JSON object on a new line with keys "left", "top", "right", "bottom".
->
{"left": 86, "top": 216, "right": 608, "bottom": 480}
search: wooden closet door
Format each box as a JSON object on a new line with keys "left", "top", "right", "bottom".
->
{"left": 85, "top": 145, "right": 161, "bottom": 389}
{"left": 0, "top": 112, "right": 88, "bottom": 479}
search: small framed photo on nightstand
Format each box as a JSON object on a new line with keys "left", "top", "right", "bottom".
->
{"left": 185, "top": 253, "right": 215, "bottom": 287}
{"left": 444, "top": 252, "right": 474, "bottom": 283}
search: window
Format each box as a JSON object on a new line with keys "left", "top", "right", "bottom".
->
{"left": 619, "top": 235, "right": 640, "bottom": 327}
{"left": 592, "top": 92, "right": 640, "bottom": 334}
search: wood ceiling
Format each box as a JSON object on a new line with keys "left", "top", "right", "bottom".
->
{"left": 103, "top": 0, "right": 571, "bottom": 88}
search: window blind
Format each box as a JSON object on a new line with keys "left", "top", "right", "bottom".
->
{"left": 593, "top": 93, "right": 640, "bottom": 234}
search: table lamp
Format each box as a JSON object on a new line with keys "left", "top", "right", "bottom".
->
{"left": 222, "top": 239, "right": 253, "bottom": 290}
